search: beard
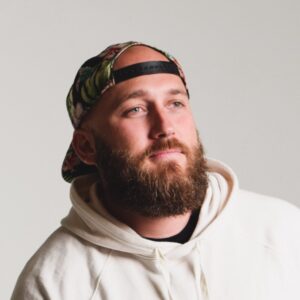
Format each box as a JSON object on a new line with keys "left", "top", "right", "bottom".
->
{"left": 95, "top": 135, "right": 209, "bottom": 218}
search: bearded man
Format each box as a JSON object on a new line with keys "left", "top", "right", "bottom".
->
{"left": 12, "top": 42, "right": 300, "bottom": 300}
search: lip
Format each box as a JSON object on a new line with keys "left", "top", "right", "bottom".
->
{"left": 149, "top": 149, "right": 182, "bottom": 159}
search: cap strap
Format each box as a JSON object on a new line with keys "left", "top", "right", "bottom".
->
{"left": 113, "top": 61, "right": 180, "bottom": 84}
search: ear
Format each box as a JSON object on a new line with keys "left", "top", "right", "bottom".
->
{"left": 72, "top": 129, "right": 97, "bottom": 166}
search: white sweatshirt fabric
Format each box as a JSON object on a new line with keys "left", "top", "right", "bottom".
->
{"left": 11, "top": 159, "right": 300, "bottom": 300}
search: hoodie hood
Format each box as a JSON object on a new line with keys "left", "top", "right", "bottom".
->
{"left": 61, "top": 158, "right": 238, "bottom": 258}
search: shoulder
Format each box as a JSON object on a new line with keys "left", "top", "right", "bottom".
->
{"left": 230, "top": 189, "right": 300, "bottom": 254}
{"left": 21, "top": 226, "right": 110, "bottom": 275}
{"left": 235, "top": 189, "right": 300, "bottom": 225}
{"left": 11, "top": 227, "right": 110, "bottom": 299}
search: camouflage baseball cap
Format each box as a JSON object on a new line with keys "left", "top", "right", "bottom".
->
{"left": 62, "top": 41, "right": 188, "bottom": 183}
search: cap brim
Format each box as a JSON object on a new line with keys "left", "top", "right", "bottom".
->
{"left": 62, "top": 142, "right": 97, "bottom": 183}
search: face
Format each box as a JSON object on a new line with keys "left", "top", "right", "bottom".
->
{"left": 83, "top": 46, "right": 208, "bottom": 216}
{"left": 93, "top": 73, "right": 198, "bottom": 171}
{"left": 85, "top": 46, "right": 197, "bottom": 169}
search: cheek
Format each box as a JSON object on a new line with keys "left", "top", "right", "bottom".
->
{"left": 103, "top": 120, "right": 149, "bottom": 152}
{"left": 176, "top": 115, "right": 198, "bottom": 143}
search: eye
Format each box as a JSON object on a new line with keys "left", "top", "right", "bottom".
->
{"left": 124, "top": 106, "right": 146, "bottom": 117}
{"left": 129, "top": 107, "right": 141, "bottom": 113}
{"left": 174, "top": 101, "right": 183, "bottom": 107}
{"left": 170, "top": 101, "right": 185, "bottom": 109}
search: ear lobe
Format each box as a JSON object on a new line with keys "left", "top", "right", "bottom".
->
{"left": 72, "top": 129, "right": 97, "bottom": 166}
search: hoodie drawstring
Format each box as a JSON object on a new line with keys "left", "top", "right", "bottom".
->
{"left": 194, "top": 242, "right": 209, "bottom": 300}
{"left": 155, "top": 248, "right": 176, "bottom": 300}
{"left": 90, "top": 250, "right": 112, "bottom": 300}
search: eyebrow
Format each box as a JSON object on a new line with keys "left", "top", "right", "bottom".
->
{"left": 167, "top": 88, "right": 188, "bottom": 97}
{"left": 120, "top": 89, "right": 148, "bottom": 102}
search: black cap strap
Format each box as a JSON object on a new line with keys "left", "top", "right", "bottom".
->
{"left": 113, "top": 61, "right": 181, "bottom": 84}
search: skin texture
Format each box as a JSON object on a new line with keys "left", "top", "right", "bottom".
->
{"left": 72, "top": 46, "right": 207, "bottom": 238}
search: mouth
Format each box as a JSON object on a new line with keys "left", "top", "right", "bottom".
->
{"left": 149, "top": 149, "right": 183, "bottom": 159}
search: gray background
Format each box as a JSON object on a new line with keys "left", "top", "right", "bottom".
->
{"left": 1, "top": 0, "right": 299, "bottom": 298}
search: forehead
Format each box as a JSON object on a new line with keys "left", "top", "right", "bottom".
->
{"left": 121, "top": 74, "right": 187, "bottom": 105}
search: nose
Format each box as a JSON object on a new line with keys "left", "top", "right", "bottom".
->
{"left": 149, "top": 107, "right": 175, "bottom": 140}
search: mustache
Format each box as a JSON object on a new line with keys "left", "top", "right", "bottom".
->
{"left": 140, "top": 138, "right": 190, "bottom": 160}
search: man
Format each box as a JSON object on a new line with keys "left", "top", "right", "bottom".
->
{"left": 12, "top": 42, "right": 300, "bottom": 299}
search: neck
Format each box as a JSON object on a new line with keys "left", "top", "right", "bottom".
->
{"left": 103, "top": 198, "right": 192, "bottom": 239}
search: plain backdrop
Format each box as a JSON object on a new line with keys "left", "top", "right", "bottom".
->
{"left": 1, "top": 0, "right": 299, "bottom": 298}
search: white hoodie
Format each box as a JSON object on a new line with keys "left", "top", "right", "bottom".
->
{"left": 11, "top": 159, "right": 300, "bottom": 300}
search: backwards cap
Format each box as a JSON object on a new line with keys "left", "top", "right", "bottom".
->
{"left": 62, "top": 41, "right": 188, "bottom": 183}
